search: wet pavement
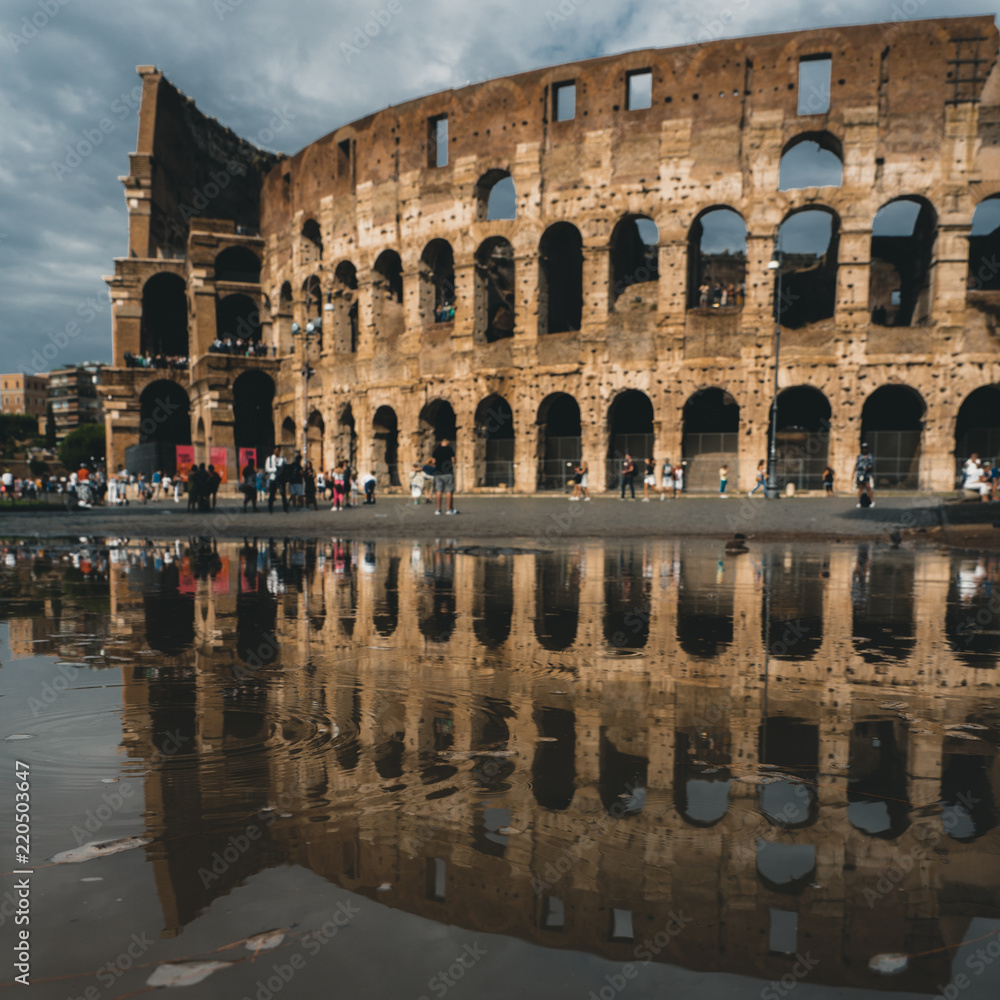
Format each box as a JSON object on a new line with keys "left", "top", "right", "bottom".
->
{"left": 0, "top": 493, "right": 959, "bottom": 543}
{"left": 1, "top": 536, "right": 998, "bottom": 998}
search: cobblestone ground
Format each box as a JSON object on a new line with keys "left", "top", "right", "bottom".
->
{"left": 0, "top": 492, "right": 973, "bottom": 544}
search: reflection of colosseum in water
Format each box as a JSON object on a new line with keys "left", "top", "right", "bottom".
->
{"left": 89, "top": 540, "right": 1000, "bottom": 991}
{"left": 104, "top": 16, "right": 1000, "bottom": 492}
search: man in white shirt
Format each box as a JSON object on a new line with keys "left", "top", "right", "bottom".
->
{"left": 265, "top": 446, "right": 288, "bottom": 513}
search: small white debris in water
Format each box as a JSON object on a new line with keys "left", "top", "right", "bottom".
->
{"left": 377, "top": 883, "right": 392, "bottom": 892}
{"left": 497, "top": 827, "right": 522, "bottom": 836}
{"left": 147, "top": 961, "right": 233, "bottom": 987}
{"left": 51, "top": 836, "right": 151, "bottom": 864}
{"left": 244, "top": 930, "right": 285, "bottom": 952}
{"left": 537, "top": 737, "right": 558, "bottom": 742}
{"left": 101, "top": 778, "right": 120, "bottom": 783}
{"left": 81, "top": 877, "right": 103, "bottom": 882}
{"left": 869, "top": 953, "right": 909, "bottom": 975}
{"left": 5, "top": 734, "right": 34, "bottom": 741}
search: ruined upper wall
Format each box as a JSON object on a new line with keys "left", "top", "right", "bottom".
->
{"left": 127, "top": 68, "right": 280, "bottom": 259}
{"left": 260, "top": 16, "right": 999, "bottom": 241}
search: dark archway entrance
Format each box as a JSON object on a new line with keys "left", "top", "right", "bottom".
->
{"left": 538, "top": 223, "right": 583, "bottom": 334}
{"left": 771, "top": 386, "right": 831, "bottom": 491}
{"left": 606, "top": 390, "right": 653, "bottom": 489}
{"left": 682, "top": 388, "right": 739, "bottom": 490}
{"left": 373, "top": 405, "right": 399, "bottom": 487}
{"left": 134, "top": 380, "right": 190, "bottom": 475}
{"left": 233, "top": 369, "right": 275, "bottom": 463}
{"left": 536, "top": 393, "right": 581, "bottom": 490}
{"left": 474, "top": 395, "right": 514, "bottom": 487}
{"left": 955, "top": 386, "right": 1000, "bottom": 478}
{"left": 336, "top": 404, "right": 357, "bottom": 470}
{"left": 861, "top": 385, "right": 924, "bottom": 489}
{"left": 418, "top": 399, "right": 457, "bottom": 463}
{"left": 215, "top": 294, "right": 261, "bottom": 345}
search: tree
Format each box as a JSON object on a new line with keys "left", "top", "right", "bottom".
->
{"left": 45, "top": 404, "right": 56, "bottom": 449}
{"left": 0, "top": 413, "right": 38, "bottom": 448}
{"left": 59, "top": 424, "right": 106, "bottom": 470}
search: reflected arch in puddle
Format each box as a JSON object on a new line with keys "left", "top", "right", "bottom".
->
{"left": 848, "top": 719, "right": 910, "bottom": 838}
{"left": 851, "top": 545, "right": 916, "bottom": 665}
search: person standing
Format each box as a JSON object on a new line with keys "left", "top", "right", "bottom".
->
{"left": 719, "top": 463, "right": 729, "bottom": 497}
{"left": 362, "top": 470, "right": 377, "bottom": 504}
{"left": 620, "top": 453, "right": 636, "bottom": 500}
{"left": 659, "top": 458, "right": 673, "bottom": 500}
{"left": 748, "top": 460, "right": 766, "bottom": 497}
{"left": 241, "top": 457, "right": 258, "bottom": 512}
{"left": 409, "top": 463, "right": 425, "bottom": 506}
{"left": 822, "top": 465, "right": 835, "bottom": 496}
{"left": 207, "top": 464, "right": 221, "bottom": 510}
{"left": 152, "top": 469, "right": 162, "bottom": 499}
{"left": 265, "top": 446, "right": 288, "bottom": 513}
{"left": 330, "top": 462, "right": 346, "bottom": 511}
{"left": 287, "top": 454, "right": 304, "bottom": 508}
{"left": 672, "top": 461, "right": 684, "bottom": 498}
{"left": 855, "top": 442, "right": 875, "bottom": 508}
{"left": 304, "top": 461, "right": 317, "bottom": 510}
{"left": 432, "top": 437, "right": 458, "bottom": 514}
{"left": 642, "top": 457, "right": 656, "bottom": 502}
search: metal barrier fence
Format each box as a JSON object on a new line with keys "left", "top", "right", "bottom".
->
{"left": 682, "top": 432, "right": 739, "bottom": 491}
{"left": 481, "top": 459, "right": 515, "bottom": 488}
{"left": 866, "top": 430, "right": 921, "bottom": 490}
{"left": 537, "top": 436, "right": 581, "bottom": 490}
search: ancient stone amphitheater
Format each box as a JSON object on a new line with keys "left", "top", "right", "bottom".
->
{"left": 104, "top": 15, "right": 1000, "bottom": 492}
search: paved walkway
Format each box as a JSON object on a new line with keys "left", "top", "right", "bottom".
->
{"left": 0, "top": 493, "right": 965, "bottom": 544}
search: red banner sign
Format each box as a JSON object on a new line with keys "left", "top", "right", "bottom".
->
{"left": 238, "top": 448, "right": 257, "bottom": 475}
{"left": 210, "top": 446, "right": 229, "bottom": 483}
{"left": 175, "top": 445, "right": 195, "bottom": 479}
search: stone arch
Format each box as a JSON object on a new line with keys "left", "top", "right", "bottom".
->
{"left": 861, "top": 384, "right": 925, "bottom": 489}
{"left": 420, "top": 239, "right": 456, "bottom": 325}
{"left": 306, "top": 410, "right": 324, "bottom": 470}
{"left": 536, "top": 392, "right": 581, "bottom": 490}
{"left": 609, "top": 214, "right": 659, "bottom": 307}
{"left": 140, "top": 273, "right": 188, "bottom": 357}
{"left": 606, "top": 389, "right": 654, "bottom": 489}
{"left": 674, "top": 721, "right": 732, "bottom": 827}
{"left": 538, "top": 222, "right": 583, "bottom": 334}
{"left": 474, "top": 237, "right": 515, "bottom": 343}
{"left": 418, "top": 398, "right": 457, "bottom": 458}
{"left": 770, "top": 385, "right": 831, "bottom": 490}
{"left": 531, "top": 708, "right": 576, "bottom": 810}
{"left": 534, "top": 555, "right": 579, "bottom": 651}
{"left": 969, "top": 195, "right": 1000, "bottom": 291}
{"left": 778, "top": 131, "right": 843, "bottom": 190}
{"left": 775, "top": 207, "right": 840, "bottom": 328}
{"left": 757, "top": 717, "right": 820, "bottom": 828}
{"left": 868, "top": 197, "right": 937, "bottom": 327}
{"left": 372, "top": 250, "right": 404, "bottom": 337}
{"left": 474, "top": 393, "right": 515, "bottom": 487}
{"left": 281, "top": 416, "right": 296, "bottom": 451}
{"left": 333, "top": 260, "right": 359, "bottom": 352}
{"left": 762, "top": 549, "right": 826, "bottom": 662}
{"left": 138, "top": 380, "right": 190, "bottom": 474}
{"left": 232, "top": 369, "right": 275, "bottom": 461}
{"left": 475, "top": 168, "right": 516, "bottom": 221}
{"left": 372, "top": 404, "right": 400, "bottom": 487}
{"left": 214, "top": 246, "right": 261, "bottom": 283}
{"left": 682, "top": 387, "right": 740, "bottom": 490}
{"left": 216, "top": 293, "right": 262, "bottom": 345}
{"left": 954, "top": 385, "right": 1000, "bottom": 476}
{"left": 274, "top": 281, "right": 294, "bottom": 356}
{"left": 687, "top": 207, "right": 747, "bottom": 309}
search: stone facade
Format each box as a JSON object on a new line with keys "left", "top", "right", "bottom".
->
{"left": 105, "top": 18, "right": 1000, "bottom": 492}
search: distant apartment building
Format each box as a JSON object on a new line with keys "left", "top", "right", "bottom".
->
{"left": 1, "top": 373, "right": 49, "bottom": 429}
{"left": 49, "top": 364, "right": 104, "bottom": 441}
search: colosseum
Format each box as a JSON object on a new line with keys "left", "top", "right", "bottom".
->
{"left": 103, "top": 15, "right": 1000, "bottom": 493}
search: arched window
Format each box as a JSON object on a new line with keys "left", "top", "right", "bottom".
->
{"left": 778, "top": 132, "right": 843, "bottom": 190}
{"left": 771, "top": 385, "right": 831, "bottom": 490}
{"left": 214, "top": 246, "right": 261, "bottom": 283}
{"left": 474, "top": 237, "right": 515, "bottom": 342}
{"left": 336, "top": 403, "right": 357, "bottom": 469}
{"left": 687, "top": 209, "right": 746, "bottom": 309}
{"left": 141, "top": 274, "right": 187, "bottom": 357}
{"left": 475, "top": 169, "right": 516, "bottom": 221}
{"left": 968, "top": 196, "right": 1000, "bottom": 291}
{"left": 306, "top": 410, "right": 324, "bottom": 470}
{"left": 606, "top": 390, "right": 654, "bottom": 488}
{"left": 139, "top": 381, "right": 190, "bottom": 451}
{"left": 333, "top": 261, "right": 359, "bottom": 352}
{"left": 538, "top": 223, "right": 583, "bottom": 334}
{"left": 301, "top": 218, "right": 322, "bottom": 265}
{"left": 373, "top": 405, "right": 400, "bottom": 486}
{"left": 215, "top": 294, "right": 261, "bottom": 345}
{"left": 775, "top": 208, "right": 839, "bottom": 328}
{"left": 372, "top": 250, "right": 404, "bottom": 337}
{"left": 955, "top": 386, "right": 1000, "bottom": 478}
{"left": 869, "top": 198, "right": 936, "bottom": 327}
{"left": 609, "top": 215, "right": 658, "bottom": 307}
{"left": 420, "top": 239, "right": 455, "bottom": 324}
{"left": 682, "top": 388, "right": 739, "bottom": 489}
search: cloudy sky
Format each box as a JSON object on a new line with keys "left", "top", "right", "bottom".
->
{"left": 1, "top": 0, "right": 996, "bottom": 372}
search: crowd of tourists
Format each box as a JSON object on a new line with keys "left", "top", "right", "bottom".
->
{"left": 209, "top": 337, "right": 270, "bottom": 357}
{"left": 696, "top": 281, "right": 745, "bottom": 308}
{"left": 960, "top": 453, "right": 1000, "bottom": 502}
{"left": 122, "top": 352, "right": 189, "bottom": 370}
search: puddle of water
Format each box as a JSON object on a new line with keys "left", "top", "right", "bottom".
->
{"left": 1, "top": 537, "right": 999, "bottom": 998}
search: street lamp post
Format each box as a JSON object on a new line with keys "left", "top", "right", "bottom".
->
{"left": 765, "top": 241, "right": 783, "bottom": 499}
{"left": 290, "top": 317, "right": 321, "bottom": 460}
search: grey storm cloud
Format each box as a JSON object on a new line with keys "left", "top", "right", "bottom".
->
{"left": 0, "top": 0, "right": 995, "bottom": 368}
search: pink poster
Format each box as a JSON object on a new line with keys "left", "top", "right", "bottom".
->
{"left": 210, "top": 446, "right": 229, "bottom": 483}
{"left": 175, "top": 445, "right": 195, "bottom": 479}
{"left": 238, "top": 448, "right": 257, "bottom": 474}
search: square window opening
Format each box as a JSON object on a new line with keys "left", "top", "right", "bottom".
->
{"left": 611, "top": 908, "right": 634, "bottom": 941}
{"left": 427, "top": 857, "right": 446, "bottom": 900}
{"left": 554, "top": 81, "right": 576, "bottom": 121}
{"left": 542, "top": 896, "right": 565, "bottom": 930}
{"left": 626, "top": 70, "right": 652, "bottom": 111}
{"left": 769, "top": 908, "right": 798, "bottom": 955}
{"left": 798, "top": 55, "right": 831, "bottom": 115}
{"left": 429, "top": 115, "right": 449, "bottom": 168}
